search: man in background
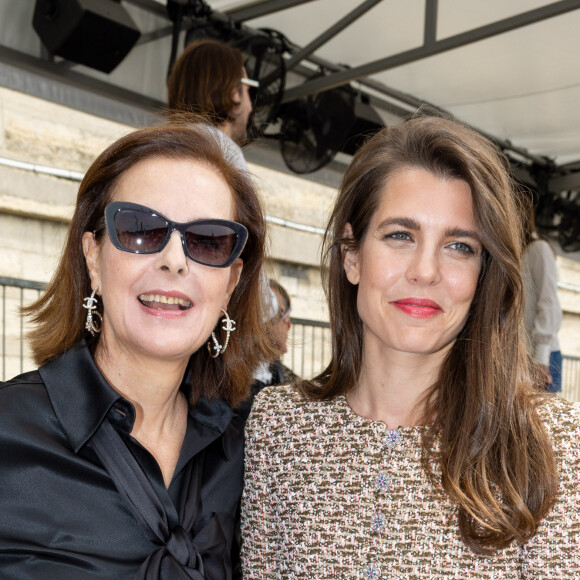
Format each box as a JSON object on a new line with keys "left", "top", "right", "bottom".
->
{"left": 238, "top": 279, "right": 298, "bottom": 421}
{"left": 167, "top": 38, "right": 256, "bottom": 164}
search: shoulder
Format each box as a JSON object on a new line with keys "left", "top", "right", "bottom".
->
{"left": 536, "top": 395, "right": 579, "bottom": 433}
{"left": 250, "top": 383, "right": 330, "bottom": 417}
{"left": 1, "top": 368, "right": 44, "bottom": 389}
{"left": 525, "top": 396, "right": 580, "bottom": 564}
{"left": 0, "top": 370, "right": 48, "bottom": 416}
{"left": 527, "top": 238, "right": 555, "bottom": 262}
{"left": 248, "top": 384, "right": 308, "bottom": 423}
{"left": 536, "top": 396, "right": 580, "bottom": 463}
{"left": 0, "top": 369, "right": 63, "bottom": 457}
{"left": 246, "top": 384, "right": 342, "bottom": 441}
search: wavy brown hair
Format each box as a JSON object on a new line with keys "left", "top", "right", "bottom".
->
{"left": 167, "top": 39, "right": 243, "bottom": 126}
{"left": 23, "top": 122, "right": 274, "bottom": 407}
{"left": 301, "top": 115, "right": 558, "bottom": 552}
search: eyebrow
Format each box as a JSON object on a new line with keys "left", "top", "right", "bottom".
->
{"left": 377, "top": 217, "right": 482, "bottom": 242}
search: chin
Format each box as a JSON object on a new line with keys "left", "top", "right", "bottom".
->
{"left": 399, "top": 339, "right": 456, "bottom": 356}
{"left": 139, "top": 336, "right": 203, "bottom": 361}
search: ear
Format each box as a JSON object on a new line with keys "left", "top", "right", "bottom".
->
{"left": 342, "top": 223, "right": 361, "bottom": 285}
{"left": 82, "top": 231, "right": 102, "bottom": 292}
{"left": 231, "top": 85, "right": 242, "bottom": 107}
{"left": 222, "top": 258, "right": 243, "bottom": 309}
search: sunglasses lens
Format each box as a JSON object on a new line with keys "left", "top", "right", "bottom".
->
{"left": 107, "top": 203, "right": 244, "bottom": 266}
{"left": 185, "top": 223, "right": 238, "bottom": 266}
{"left": 114, "top": 209, "right": 168, "bottom": 252}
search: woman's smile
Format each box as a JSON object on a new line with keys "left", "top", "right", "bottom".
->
{"left": 138, "top": 291, "right": 193, "bottom": 311}
{"left": 389, "top": 297, "right": 443, "bottom": 319}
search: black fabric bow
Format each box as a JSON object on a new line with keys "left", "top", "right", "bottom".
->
{"left": 90, "top": 418, "right": 226, "bottom": 579}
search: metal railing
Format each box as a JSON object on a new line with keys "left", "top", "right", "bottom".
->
{"left": 563, "top": 355, "right": 580, "bottom": 402}
{"left": 283, "top": 319, "right": 580, "bottom": 403}
{"left": 0, "top": 276, "right": 45, "bottom": 380}
{"left": 284, "top": 317, "right": 332, "bottom": 380}
{"left": 1, "top": 276, "right": 579, "bottom": 403}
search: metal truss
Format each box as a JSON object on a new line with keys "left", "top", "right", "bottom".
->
{"left": 2, "top": 0, "right": 580, "bottom": 190}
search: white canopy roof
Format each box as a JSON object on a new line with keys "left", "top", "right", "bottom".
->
{"left": 241, "top": 0, "right": 580, "bottom": 167}
{"left": 2, "top": 1, "right": 579, "bottom": 161}
{"left": 1, "top": 0, "right": 580, "bottom": 193}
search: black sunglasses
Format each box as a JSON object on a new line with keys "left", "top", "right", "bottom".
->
{"left": 104, "top": 202, "right": 248, "bottom": 268}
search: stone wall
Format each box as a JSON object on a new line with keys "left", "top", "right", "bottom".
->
{"left": 0, "top": 86, "right": 333, "bottom": 377}
{"left": 0, "top": 85, "right": 578, "bottom": 387}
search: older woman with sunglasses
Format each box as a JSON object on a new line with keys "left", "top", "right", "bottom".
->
{"left": 0, "top": 123, "right": 272, "bottom": 579}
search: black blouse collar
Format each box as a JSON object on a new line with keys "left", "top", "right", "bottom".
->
{"left": 39, "top": 341, "right": 233, "bottom": 454}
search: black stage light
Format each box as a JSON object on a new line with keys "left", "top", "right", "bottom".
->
{"left": 33, "top": 0, "right": 141, "bottom": 73}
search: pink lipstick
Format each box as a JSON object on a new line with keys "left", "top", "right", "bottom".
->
{"left": 390, "top": 297, "right": 443, "bottom": 319}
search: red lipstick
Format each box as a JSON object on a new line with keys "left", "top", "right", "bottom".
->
{"left": 390, "top": 297, "right": 443, "bottom": 319}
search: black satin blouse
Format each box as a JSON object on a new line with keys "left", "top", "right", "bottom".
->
{"left": 0, "top": 342, "right": 243, "bottom": 579}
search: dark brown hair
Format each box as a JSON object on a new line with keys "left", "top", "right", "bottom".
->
{"left": 301, "top": 115, "right": 557, "bottom": 552}
{"left": 24, "top": 121, "right": 274, "bottom": 407}
{"left": 167, "top": 39, "right": 243, "bottom": 126}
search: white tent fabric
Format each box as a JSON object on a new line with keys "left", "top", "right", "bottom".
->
{"left": 1, "top": 0, "right": 580, "bottom": 167}
{"left": 240, "top": 0, "right": 580, "bottom": 165}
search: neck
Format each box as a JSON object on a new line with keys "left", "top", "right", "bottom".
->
{"left": 348, "top": 345, "right": 448, "bottom": 428}
{"left": 94, "top": 342, "right": 188, "bottom": 438}
{"left": 218, "top": 122, "right": 235, "bottom": 142}
{"left": 218, "top": 120, "right": 246, "bottom": 147}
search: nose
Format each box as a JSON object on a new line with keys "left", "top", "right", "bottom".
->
{"left": 405, "top": 244, "right": 441, "bottom": 286}
{"left": 157, "top": 230, "right": 188, "bottom": 275}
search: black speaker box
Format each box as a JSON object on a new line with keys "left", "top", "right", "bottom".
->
{"left": 33, "top": 0, "right": 141, "bottom": 73}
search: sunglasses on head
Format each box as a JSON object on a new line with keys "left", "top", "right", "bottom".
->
{"left": 270, "top": 306, "right": 292, "bottom": 325}
{"left": 241, "top": 77, "right": 259, "bottom": 88}
{"left": 104, "top": 202, "right": 248, "bottom": 268}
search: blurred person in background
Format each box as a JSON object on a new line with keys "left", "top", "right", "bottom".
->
{"left": 267, "top": 278, "right": 298, "bottom": 385}
{"left": 520, "top": 195, "right": 563, "bottom": 393}
{"left": 167, "top": 38, "right": 256, "bottom": 169}
{"left": 238, "top": 279, "right": 298, "bottom": 422}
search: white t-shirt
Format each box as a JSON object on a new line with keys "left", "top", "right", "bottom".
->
{"left": 522, "top": 237, "right": 562, "bottom": 365}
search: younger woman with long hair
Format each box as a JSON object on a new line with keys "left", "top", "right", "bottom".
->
{"left": 241, "top": 116, "right": 579, "bottom": 578}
